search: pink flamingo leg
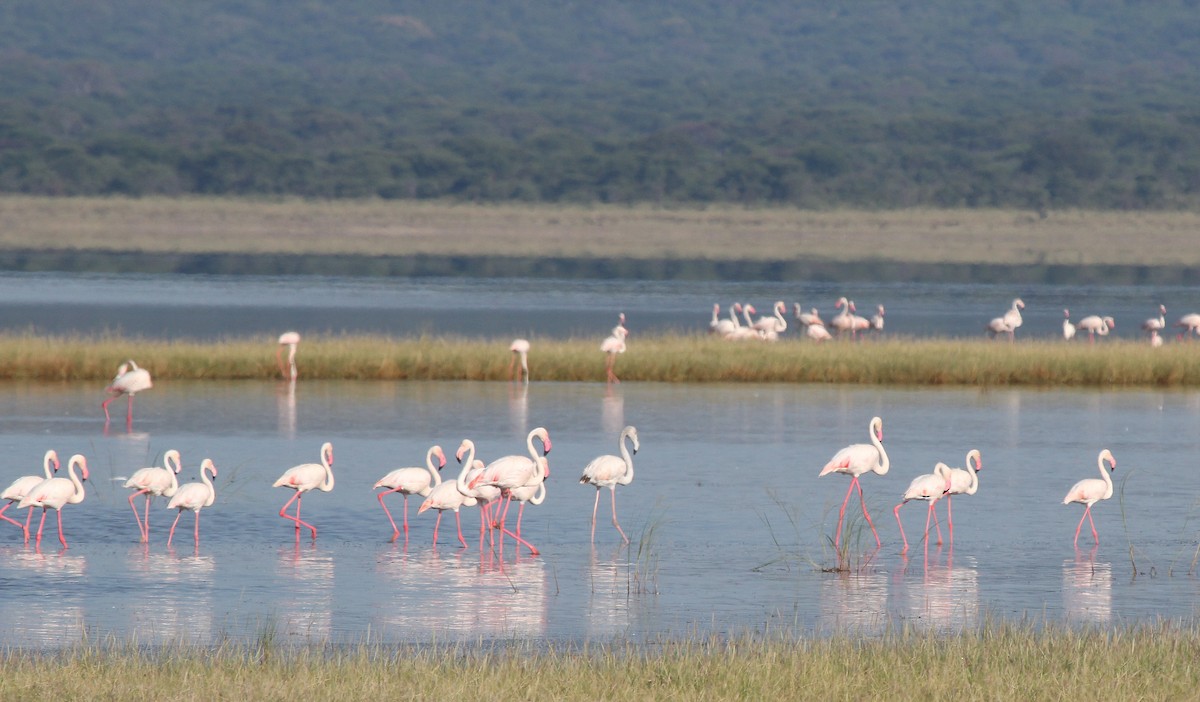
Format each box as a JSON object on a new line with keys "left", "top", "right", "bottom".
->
{"left": 929, "top": 504, "right": 943, "bottom": 545}
{"left": 833, "top": 477, "right": 859, "bottom": 549}
{"left": 279, "top": 492, "right": 317, "bottom": 539}
{"left": 0, "top": 504, "right": 24, "bottom": 533}
{"left": 23, "top": 508, "right": 33, "bottom": 543}
{"left": 501, "top": 523, "right": 539, "bottom": 556}
{"left": 893, "top": 504, "right": 909, "bottom": 553}
{"left": 376, "top": 490, "right": 403, "bottom": 543}
{"left": 454, "top": 512, "right": 468, "bottom": 548}
{"left": 923, "top": 502, "right": 936, "bottom": 550}
{"left": 35, "top": 508, "right": 48, "bottom": 544}
{"left": 609, "top": 488, "right": 629, "bottom": 544}
{"left": 853, "top": 478, "right": 881, "bottom": 548}
{"left": 128, "top": 489, "right": 150, "bottom": 542}
{"left": 55, "top": 510, "right": 67, "bottom": 548}
{"left": 168, "top": 511, "right": 184, "bottom": 547}
{"left": 143, "top": 494, "right": 153, "bottom": 541}
{"left": 193, "top": 510, "right": 201, "bottom": 544}
{"left": 590, "top": 490, "right": 601, "bottom": 542}
{"left": 102, "top": 397, "right": 114, "bottom": 421}
{"left": 946, "top": 497, "right": 954, "bottom": 542}
{"left": 1073, "top": 505, "right": 1095, "bottom": 547}
{"left": 432, "top": 512, "right": 442, "bottom": 547}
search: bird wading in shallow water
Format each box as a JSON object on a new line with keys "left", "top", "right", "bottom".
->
{"left": 274, "top": 442, "right": 335, "bottom": 540}
{"left": 819, "top": 416, "right": 890, "bottom": 550}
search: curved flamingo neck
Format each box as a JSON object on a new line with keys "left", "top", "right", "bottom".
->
{"left": 200, "top": 461, "right": 217, "bottom": 506}
{"left": 870, "top": 419, "right": 889, "bottom": 475}
{"left": 66, "top": 455, "right": 87, "bottom": 504}
{"left": 42, "top": 450, "right": 58, "bottom": 479}
{"left": 319, "top": 444, "right": 335, "bottom": 492}
{"left": 1098, "top": 452, "right": 1114, "bottom": 496}
{"left": 529, "top": 482, "right": 547, "bottom": 505}
{"left": 730, "top": 304, "right": 741, "bottom": 328}
{"left": 456, "top": 442, "right": 476, "bottom": 495}
{"left": 426, "top": 447, "right": 444, "bottom": 487}
{"left": 164, "top": 450, "right": 182, "bottom": 492}
{"left": 618, "top": 431, "right": 636, "bottom": 485}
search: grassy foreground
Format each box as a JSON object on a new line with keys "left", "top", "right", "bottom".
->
{"left": 3, "top": 623, "right": 1199, "bottom": 701}
{"left": 1, "top": 333, "right": 1199, "bottom": 387}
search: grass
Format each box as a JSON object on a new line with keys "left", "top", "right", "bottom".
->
{"left": 6, "top": 332, "right": 1200, "bottom": 387}
{"left": 4, "top": 622, "right": 1200, "bottom": 700}
{"left": 3, "top": 195, "right": 1200, "bottom": 267}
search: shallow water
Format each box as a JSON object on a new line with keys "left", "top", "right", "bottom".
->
{"left": 1, "top": 379, "right": 1198, "bottom": 648}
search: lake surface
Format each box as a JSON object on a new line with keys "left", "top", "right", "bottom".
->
{"left": 1, "top": 378, "right": 1199, "bottom": 648}
{"left": 0, "top": 271, "right": 1197, "bottom": 341}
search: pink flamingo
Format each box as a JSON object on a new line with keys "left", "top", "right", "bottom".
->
{"left": 871, "top": 304, "right": 886, "bottom": 331}
{"left": 710, "top": 304, "right": 736, "bottom": 337}
{"left": 793, "top": 304, "right": 823, "bottom": 329}
{"left": 893, "top": 462, "right": 953, "bottom": 553}
{"left": 752, "top": 301, "right": 788, "bottom": 335}
{"left": 987, "top": 298, "right": 1024, "bottom": 341}
{"left": 277, "top": 331, "right": 300, "bottom": 380}
{"left": 17, "top": 454, "right": 89, "bottom": 548}
{"left": 417, "top": 451, "right": 482, "bottom": 549}
{"left": 942, "top": 449, "right": 982, "bottom": 542}
{"left": 102, "top": 360, "right": 152, "bottom": 425}
{"left": 123, "top": 449, "right": 182, "bottom": 543}
{"left": 273, "top": 442, "right": 335, "bottom": 540}
{"left": 830, "top": 297, "right": 856, "bottom": 337}
{"left": 819, "top": 416, "right": 890, "bottom": 549}
{"left": 455, "top": 440, "right": 502, "bottom": 548}
{"left": 1063, "top": 449, "right": 1116, "bottom": 547}
{"left": 1174, "top": 313, "right": 1200, "bottom": 339}
{"left": 1076, "top": 315, "right": 1115, "bottom": 343}
{"left": 806, "top": 322, "right": 833, "bottom": 342}
{"left": 579, "top": 425, "right": 639, "bottom": 544}
{"left": 166, "top": 459, "right": 217, "bottom": 547}
{"left": 0, "top": 449, "right": 60, "bottom": 542}
{"left": 469, "top": 427, "right": 552, "bottom": 555}
{"left": 373, "top": 445, "right": 445, "bottom": 542}
{"left": 509, "top": 339, "right": 531, "bottom": 382}
{"left": 601, "top": 328, "right": 628, "bottom": 383}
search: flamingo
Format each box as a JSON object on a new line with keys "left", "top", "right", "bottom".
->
{"left": 123, "top": 449, "right": 182, "bottom": 543}
{"left": 1151, "top": 329, "right": 1164, "bottom": 347}
{"left": 1142, "top": 305, "right": 1166, "bottom": 337}
{"left": 752, "top": 301, "right": 788, "bottom": 335}
{"left": 273, "top": 442, "right": 335, "bottom": 540}
{"left": 277, "top": 331, "right": 300, "bottom": 380}
{"left": 1063, "top": 449, "right": 1117, "bottom": 547}
{"left": 166, "top": 459, "right": 217, "bottom": 547}
{"left": 710, "top": 304, "right": 736, "bottom": 337}
{"left": 601, "top": 326, "right": 628, "bottom": 383}
{"left": 819, "top": 416, "right": 890, "bottom": 549}
{"left": 871, "top": 304, "right": 886, "bottom": 332}
{"left": 806, "top": 322, "right": 833, "bottom": 342}
{"left": 1174, "top": 313, "right": 1200, "bottom": 339}
{"left": 1076, "top": 315, "right": 1115, "bottom": 343}
{"left": 893, "top": 462, "right": 953, "bottom": 553}
{"left": 454, "top": 439, "right": 502, "bottom": 548}
{"left": 102, "top": 360, "right": 152, "bottom": 424}
{"left": 985, "top": 317, "right": 1013, "bottom": 341}
{"left": 0, "top": 449, "right": 60, "bottom": 542}
{"left": 793, "top": 304, "right": 823, "bottom": 329}
{"left": 469, "top": 427, "right": 552, "bottom": 554}
{"left": 373, "top": 445, "right": 446, "bottom": 542}
{"left": 417, "top": 448, "right": 481, "bottom": 549}
{"left": 17, "top": 454, "right": 89, "bottom": 548}
{"left": 612, "top": 312, "right": 627, "bottom": 336}
{"left": 579, "top": 425, "right": 639, "bottom": 544}
{"left": 830, "top": 297, "right": 856, "bottom": 337}
{"left": 848, "top": 302, "right": 872, "bottom": 337}
{"left": 1062, "top": 309, "right": 1076, "bottom": 341}
{"left": 727, "top": 303, "right": 761, "bottom": 340}
{"left": 942, "top": 449, "right": 982, "bottom": 542}
{"left": 509, "top": 339, "right": 531, "bottom": 382}
{"left": 1003, "top": 298, "right": 1025, "bottom": 333}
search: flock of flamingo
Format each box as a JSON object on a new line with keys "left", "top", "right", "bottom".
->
{"left": 1, "top": 329, "right": 644, "bottom": 552}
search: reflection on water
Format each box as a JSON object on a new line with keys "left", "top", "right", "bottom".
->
{"left": 508, "top": 382, "right": 528, "bottom": 435}
{"left": 276, "top": 544, "right": 334, "bottom": 640}
{"left": 1063, "top": 550, "right": 1112, "bottom": 624}
{"left": 818, "top": 570, "right": 889, "bottom": 636}
{"left": 0, "top": 547, "right": 88, "bottom": 647}
{"left": 895, "top": 549, "right": 980, "bottom": 633}
{"left": 277, "top": 380, "right": 296, "bottom": 438}
{"left": 126, "top": 546, "right": 215, "bottom": 644}
{"left": 602, "top": 386, "right": 624, "bottom": 435}
{"left": 585, "top": 548, "right": 633, "bottom": 637}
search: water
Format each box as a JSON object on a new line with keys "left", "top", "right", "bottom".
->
{"left": 0, "top": 271, "right": 1197, "bottom": 341}
{"left": 0, "top": 379, "right": 1198, "bottom": 648}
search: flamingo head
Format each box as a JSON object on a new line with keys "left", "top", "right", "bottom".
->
{"left": 968, "top": 449, "right": 982, "bottom": 473}
{"left": 1159, "top": 304, "right": 1167, "bottom": 314}
{"left": 745, "top": 304, "right": 756, "bottom": 315}
{"left": 836, "top": 297, "right": 847, "bottom": 310}
{"left": 535, "top": 428, "right": 552, "bottom": 455}
{"left": 1063, "top": 308, "right": 1070, "bottom": 318}
{"left": 871, "top": 416, "right": 884, "bottom": 442}
{"left": 322, "top": 442, "right": 334, "bottom": 467}
{"left": 1015, "top": 299, "right": 1025, "bottom": 310}
{"left": 1106, "top": 317, "right": 1115, "bottom": 328}
{"left": 1101, "top": 449, "right": 1116, "bottom": 472}
{"left": 455, "top": 440, "right": 473, "bottom": 464}
{"left": 433, "top": 445, "right": 447, "bottom": 469}
{"left": 202, "top": 458, "right": 218, "bottom": 477}
{"left": 71, "top": 455, "right": 89, "bottom": 482}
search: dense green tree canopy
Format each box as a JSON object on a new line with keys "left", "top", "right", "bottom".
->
{"left": 1, "top": 1, "right": 1198, "bottom": 208}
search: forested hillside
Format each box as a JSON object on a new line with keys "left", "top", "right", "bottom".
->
{"left": 2, "top": 1, "right": 1199, "bottom": 209}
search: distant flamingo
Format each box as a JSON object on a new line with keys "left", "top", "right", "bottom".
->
{"left": 830, "top": 297, "right": 855, "bottom": 337}
{"left": 752, "top": 301, "right": 788, "bottom": 335}
{"left": 1142, "top": 305, "right": 1166, "bottom": 338}
{"left": 601, "top": 326, "right": 628, "bottom": 383}
{"left": 418, "top": 448, "right": 481, "bottom": 549}
{"left": 0, "top": 449, "right": 60, "bottom": 542}
{"left": 1062, "top": 309, "right": 1076, "bottom": 341}
{"left": 277, "top": 331, "right": 300, "bottom": 380}
{"left": 1076, "top": 315, "right": 1115, "bottom": 343}
{"left": 166, "top": 459, "right": 218, "bottom": 547}
{"left": 123, "top": 449, "right": 182, "bottom": 543}
{"left": 1003, "top": 298, "right": 1025, "bottom": 332}
{"left": 793, "top": 304, "right": 823, "bottom": 329}
{"left": 819, "top": 416, "right": 890, "bottom": 549}
{"left": 985, "top": 317, "right": 1013, "bottom": 340}
{"left": 893, "top": 462, "right": 953, "bottom": 553}
{"left": 509, "top": 338, "right": 531, "bottom": 382}
{"left": 1151, "top": 330, "right": 1164, "bottom": 347}
{"left": 273, "top": 442, "right": 335, "bottom": 540}
{"left": 17, "top": 454, "right": 88, "bottom": 548}
{"left": 806, "top": 322, "right": 833, "bottom": 342}
{"left": 710, "top": 304, "right": 736, "bottom": 337}
{"left": 102, "top": 360, "right": 152, "bottom": 425}
{"left": 871, "top": 304, "right": 886, "bottom": 332}
{"left": 579, "top": 425, "right": 639, "bottom": 544}
{"left": 727, "top": 303, "right": 761, "bottom": 340}
{"left": 942, "top": 449, "right": 982, "bottom": 542}
{"left": 1063, "top": 449, "right": 1117, "bottom": 547}
{"left": 1174, "top": 313, "right": 1200, "bottom": 339}
{"left": 373, "top": 445, "right": 445, "bottom": 542}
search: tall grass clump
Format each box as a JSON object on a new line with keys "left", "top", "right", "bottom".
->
{"left": 4, "top": 622, "right": 1200, "bottom": 700}
{"left": 0, "top": 331, "right": 1198, "bottom": 387}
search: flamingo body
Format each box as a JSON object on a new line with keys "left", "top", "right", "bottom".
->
{"left": 1063, "top": 449, "right": 1116, "bottom": 547}
{"left": 123, "top": 449, "right": 182, "bottom": 543}
{"left": 579, "top": 425, "right": 639, "bottom": 544}
{"left": 819, "top": 416, "right": 889, "bottom": 549}
{"left": 166, "top": 459, "right": 217, "bottom": 547}
{"left": 102, "top": 360, "right": 153, "bottom": 423}
{"left": 0, "top": 450, "right": 60, "bottom": 541}
{"left": 373, "top": 445, "right": 445, "bottom": 542}
{"left": 277, "top": 331, "right": 300, "bottom": 380}
{"left": 17, "top": 454, "right": 88, "bottom": 548}
{"left": 893, "top": 462, "right": 953, "bottom": 552}
{"left": 509, "top": 338, "right": 531, "bottom": 382}
{"left": 273, "top": 442, "right": 335, "bottom": 539}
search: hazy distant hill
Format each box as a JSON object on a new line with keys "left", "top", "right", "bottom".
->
{"left": 1, "top": 1, "right": 1198, "bottom": 209}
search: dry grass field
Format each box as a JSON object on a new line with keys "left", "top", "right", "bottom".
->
{"left": 2, "top": 196, "right": 1199, "bottom": 267}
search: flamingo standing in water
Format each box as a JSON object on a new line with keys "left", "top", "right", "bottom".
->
{"left": 1063, "top": 449, "right": 1117, "bottom": 547}
{"left": 941, "top": 449, "right": 982, "bottom": 543}
{"left": 819, "top": 416, "right": 890, "bottom": 549}
{"left": 373, "top": 445, "right": 445, "bottom": 542}
{"left": 509, "top": 339, "right": 531, "bottom": 382}
{"left": 417, "top": 448, "right": 481, "bottom": 549}
{"left": 273, "top": 442, "right": 335, "bottom": 540}
{"left": 17, "top": 454, "right": 89, "bottom": 548}
{"left": 166, "top": 459, "right": 218, "bottom": 547}
{"left": 102, "top": 360, "right": 152, "bottom": 425}
{"left": 469, "top": 427, "right": 552, "bottom": 555}
{"left": 454, "top": 439, "right": 502, "bottom": 548}
{"left": 123, "top": 449, "right": 182, "bottom": 543}
{"left": 893, "top": 462, "right": 953, "bottom": 553}
{"left": 0, "top": 449, "right": 60, "bottom": 542}
{"left": 1062, "top": 309, "right": 1076, "bottom": 340}
{"left": 276, "top": 331, "right": 301, "bottom": 380}
{"left": 1076, "top": 315, "right": 1115, "bottom": 343}
{"left": 579, "top": 425, "right": 639, "bottom": 544}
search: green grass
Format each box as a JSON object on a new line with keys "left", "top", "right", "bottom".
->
{"left": 4, "top": 622, "right": 1200, "bottom": 700}
{"left": 5, "top": 332, "right": 1200, "bottom": 387}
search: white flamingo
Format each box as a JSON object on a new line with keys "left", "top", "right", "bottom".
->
{"left": 819, "top": 416, "right": 890, "bottom": 549}
{"left": 830, "top": 297, "right": 856, "bottom": 337}
{"left": 418, "top": 445, "right": 483, "bottom": 549}
{"left": 710, "top": 304, "right": 735, "bottom": 337}
{"left": 0, "top": 449, "right": 60, "bottom": 542}
{"left": 1063, "top": 449, "right": 1116, "bottom": 547}
{"left": 123, "top": 449, "right": 182, "bottom": 543}
{"left": 601, "top": 326, "right": 628, "bottom": 383}
{"left": 1174, "top": 313, "right": 1200, "bottom": 339}
{"left": 752, "top": 301, "right": 788, "bottom": 335}
{"left": 166, "top": 459, "right": 218, "bottom": 547}
{"left": 468, "top": 427, "right": 552, "bottom": 555}
{"left": 455, "top": 439, "right": 503, "bottom": 548}
{"left": 102, "top": 360, "right": 153, "bottom": 424}
{"left": 273, "top": 442, "right": 335, "bottom": 540}
{"left": 793, "top": 304, "right": 823, "bottom": 329}
{"left": 1062, "top": 309, "right": 1076, "bottom": 340}
{"left": 509, "top": 338, "right": 530, "bottom": 382}
{"left": 277, "top": 331, "right": 300, "bottom": 380}
{"left": 18, "top": 454, "right": 89, "bottom": 548}
{"left": 893, "top": 462, "right": 953, "bottom": 553}
{"left": 579, "top": 425, "right": 639, "bottom": 544}
{"left": 373, "top": 445, "right": 446, "bottom": 543}
{"left": 942, "top": 449, "right": 982, "bottom": 542}
{"left": 1142, "top": 305, "right": 1166, "bottom": 337}
{"left": 806, "top": 322, "right": 833, "bottom": 342}
{"left": 1076, "top": 315, "right": 1115, "bottom": 343}
{"left": 871, "top": 304, "right": 886, "bottom": 331}
{"left": 1003, "top": 298, "right": 1025, "bottom": 332}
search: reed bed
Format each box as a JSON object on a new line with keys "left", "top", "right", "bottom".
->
{"left": 3, "top": 622, "right": 1199, "bottom": 700}
{"left": 2, "top": 332, "right": 1200, "bottom": 387}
